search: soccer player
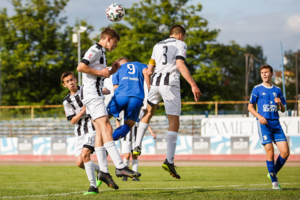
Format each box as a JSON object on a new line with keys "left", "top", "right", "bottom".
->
{"left": 107, "top": 57, "right": 151, "bottom": 141}
{"left": 77, "top": 28, "right": 141, "bottom": 190}
{"left": 118, "top": 109, "right": 156, "bottom": 182}
{"left": 61, "top": 71, "right": 107, "bottom": 195}
{"left": 133, "top": 25, "right": 202, "bottom": 179}
{"left": 248, "top": 64, "right": 290, "bottom": 190}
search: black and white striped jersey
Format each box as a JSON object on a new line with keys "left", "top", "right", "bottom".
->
{"left": 63, "top": 86, "right": 95, "bottom": 137}
{"left": 81, "top": 43, "right": 106, "bottom": 100}
{"left": 150, "top": 37, "right": 187, "bottom": 86}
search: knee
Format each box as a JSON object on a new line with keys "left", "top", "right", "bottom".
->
{"left": 81, "top": 152, "right": 90, "bottom": 163}
{"left": 281, "top": 150, "right": 290, "bottom": 159}
{"left": 76, "top": 159, "right": 84, "bottom": 169}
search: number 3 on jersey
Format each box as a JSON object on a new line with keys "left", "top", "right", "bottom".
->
{"left": 127, "top": 63, "right": 135, "bottom": 74}
{"left": 162, "top": 46, "right": 168, "bottom": 65}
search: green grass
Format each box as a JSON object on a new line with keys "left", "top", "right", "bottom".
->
{"left": 0, "top": 165, "right": 299, "bottom": 199}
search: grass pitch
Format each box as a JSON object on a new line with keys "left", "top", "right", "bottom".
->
{"left": 0, "top": 164, "right": 299, "bottom": 199}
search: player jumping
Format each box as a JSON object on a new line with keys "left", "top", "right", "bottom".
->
{"left": 77, "top": 28, "right": 141, "bottom": 190}
{"left": 248, "top": 64, "right": 290, "bottom": 190}
{"left": 133, "top": 25, "right": 202, "bottom": 179}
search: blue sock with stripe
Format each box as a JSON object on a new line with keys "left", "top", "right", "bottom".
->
{"left": 275, "top": 155, "right": 287, "bottom": 173}
{"left": 266, "top": 160, "right": 278, "bottom": 182}
{"left": 112, "top": 124, "right": 130, "bottom": 141}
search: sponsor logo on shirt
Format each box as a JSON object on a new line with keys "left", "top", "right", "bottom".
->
{"left": 262, "top": 92, "right": 266, "bottom": 95}
{"left": 88, "top": 53, "right": 92, "bottom": 59}
{"left": 263, "top": 104, "right": 277, "bottom": 112}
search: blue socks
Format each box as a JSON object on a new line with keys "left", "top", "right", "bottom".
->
{"left": 266, "top": 160, "right": 278, "bottom": 182}
{"left": 275, "top": 155, "right": 287, "bottom": 173}
{"left": 112, "top": 124, "right": 130, "bottom": 141}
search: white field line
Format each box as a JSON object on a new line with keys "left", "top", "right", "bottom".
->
{"left": 0, "top": 183, "right": 298, "bottom": 199}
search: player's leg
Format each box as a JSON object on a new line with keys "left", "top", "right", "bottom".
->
{"left": 259, "top": 122, "right": 280, "bottom": 190}
{"left": 82, "top": 147, "right": 99, "bottom": 195}
{"left": 86, "top": 99, "right": 119, "bottom": 189}
{"left": 273, "top": 126, "right": 289, "bottom": 174}
{"left": 161, "top": 85, "right": 181, "bottom": 179}
{"left": 121, "top": 132, "right": 132, "bottom": 181}
{"left": 95, "top": 115, "right": 141, "bottom": 178}
{"left": 132, "top": 154, "right": 140, "bottom": 181}
{"left": 134, "top": 87, "right": 160, "bottom": 155}
{"left": 76, "top": 155, "right": 85, "bottom": 169}
{"left": 75, "top": 136, "right": 85, "bottom": 169}
{"left": 107, "top": 96, "right": 131, "bottom": 140}
{"left": 122, "top": 153, "right": 130, "bottom": 181}
{"left": 275, "top": 141, "right": 289, "bottom": 174}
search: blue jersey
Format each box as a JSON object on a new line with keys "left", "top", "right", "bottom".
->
{"left": 112, "top": 61, "right": 148, "bottom": 100}
{"left": 249, "top": 83, "right": 286, "bottom": 120}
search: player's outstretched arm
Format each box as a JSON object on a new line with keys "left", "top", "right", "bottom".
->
{"left": 248, "top": 103, "right": 267, "bottom": 125}
{"left": 77, "top": 62, "right": 110, "bottom": 78}
{"left": 70, "top": 106, "right": 87, "bottom": 125}
{"left": 176, "top": 60, "right": 202, "bottom": 102}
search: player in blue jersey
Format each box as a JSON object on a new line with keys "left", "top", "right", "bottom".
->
{"left": 107, "top": 57, "right": 150, "bottom": 141}
{"left": 248, "top": 64, "right": 290, "bottom": 190}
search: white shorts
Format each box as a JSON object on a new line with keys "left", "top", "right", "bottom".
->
{"left": 121, "top": 126, "right": 137, "bottom": 154}
{"left": 75, "top": 131, "right": 96, "bottom": 157}
{"left": 83, "top": 98, "right": 108, "bottom": 120}
{"left": 147, "top": 85, "right": 181, "bottom": 116}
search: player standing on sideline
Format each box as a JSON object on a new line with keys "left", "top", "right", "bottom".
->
{"left": 107, "top": 57, "right": 150, "bottom": 141}
{"left": 248, "top": 65, "right": 289, "bottom": 190}
{"left": 117, "top": 109, "right": 156, "bottom": 182}
{"left": 77, "top": 28, "right": 141, "bottom": 190}
{"left": 133, "top": 25, "right": 202, "bottom": 179}
{"left": 61, "top": 71, "right": 108, "bottom": 195}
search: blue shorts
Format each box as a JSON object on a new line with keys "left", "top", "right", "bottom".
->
{"left": 257, "top": 119, "right": 287, "bottom": 145}
{"left": 107, "top": 96, "right": 143, "bottom": 122}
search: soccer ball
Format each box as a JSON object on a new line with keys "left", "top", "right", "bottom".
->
{"left": 106, "top": 3, "right": 125, "bottom": 22}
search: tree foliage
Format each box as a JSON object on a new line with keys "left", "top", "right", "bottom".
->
{"left": 103, "top": 0, "right": 266, "bottom": 103}
{"left": 0, "top": 0, "right": 94, "bottom": 105}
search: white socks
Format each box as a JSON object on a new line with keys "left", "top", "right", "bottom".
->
{"left": 135, "top": 122, "right": 149, "bottom": 147}
{"left": 166, "top": 131, "right": 178, "bottom": 164}
{"left": 93, "top": 163, "right": 100, "bottom": 172}
{"left": 104, "top": 141, "right": 125, "bottom": 169}
{"left": 132, "top": 159, "right": 138, "bottom": 172}
{"left": 95, "top": 147, "right": 109, "bottom": 173}
{"left": 84, "top": 161, "right": 97, "bottom": 188}
{"left": 123, "top": 157, "right": 129, "bottom": 167}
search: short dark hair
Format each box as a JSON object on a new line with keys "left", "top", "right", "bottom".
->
{"left": 61, "top": 71, "right": 75, "bottom": 83}
{"left": 260, "top": 65, "right": 273, "bottom": 73}
{"left": 170, "top": 25, "right": 186, "bottom": 36}
{"left": 101, "top": 27, "right": 120, "bottom": 41}
{"left": 117, "top": 57, "right": 130, "bottom": 63}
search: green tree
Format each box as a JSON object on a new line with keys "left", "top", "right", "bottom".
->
{"left": 101, "top": 0, "right": 266, "bottom": 105}
{"left": 0, "top": 0, "right": 94, "bottom": 105}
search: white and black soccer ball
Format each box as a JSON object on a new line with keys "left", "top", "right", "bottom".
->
{"left": 106, "top": 3, "right": 125, "bottom": 22}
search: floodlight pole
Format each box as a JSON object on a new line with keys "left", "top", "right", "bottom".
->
{"left": 77, "top": 31, "right": 81, "bottom": 86}
{"left": 280, "top": 42, "right": 287, "bottom": 114}
{"left": 243, "top": 53, "right": 250, "bottom": 117}
{"left": 0, "top": 58, "right": 1, "bottom": 107}
{"left": 295, "top": 52, "right": 299, "bottom": 116}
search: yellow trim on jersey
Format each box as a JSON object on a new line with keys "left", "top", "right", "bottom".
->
{"left": 149, "top": 58, "right": 156, "bottom": 66}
